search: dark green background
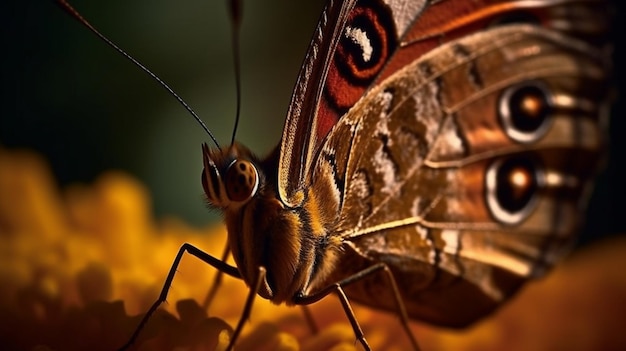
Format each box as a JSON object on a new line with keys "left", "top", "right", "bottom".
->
{"left": 2, "top": 0, "right": 625, "bottom": 243}
{"left": 3, "top": 0, "right": 325, "bottom": 226}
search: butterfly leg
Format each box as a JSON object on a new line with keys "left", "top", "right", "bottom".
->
{"left": 225, "top": 266, "right": 267, "bottom": 351}
{"left": 202, "top": 244, "right": 231, "bottom": 310}
{"left": 300, "top": 304, "right": 320, "bottom": 334}
{"left": 377, "top": 264, "right": 421, "bottom": 351}
{"left": 117, "top": 243, "right": 240, "bottom": 351}
{"left": 335, "top": 284, "right": 372, "bottom": 351}
{"left": 296, "top": 263, "right": 421, "bottom": 351}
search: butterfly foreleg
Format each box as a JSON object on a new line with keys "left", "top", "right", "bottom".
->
{"left": 202, "top": 243, "right": 231, "bottom": 310}
{"left": 295, "top": 263, "right": 421, "bottom": 351}
{"left": 118, "top": 243, "right": 240, "bottom": 351}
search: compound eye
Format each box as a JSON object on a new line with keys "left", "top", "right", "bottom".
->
{"left": 486, "top": 157, "right": 543, "bottom": 225}
{"left": 499, "top": 82, "right": 552, "bottom": 143}
{"left": 225, "top": 160, "right": 259, "bottom": 203}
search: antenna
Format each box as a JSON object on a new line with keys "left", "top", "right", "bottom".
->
{"left": 56, "top": 0, "right": 221, "bottom": 150}
{"left": 228, "top": 0, "right": 243, "bottom": 146}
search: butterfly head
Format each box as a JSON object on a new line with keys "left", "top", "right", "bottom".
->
{"left": 200, "top": 142, "right": 304, "bottom": 302}
{"left": 201, "top": 142, "right": 260, "bottom": 209}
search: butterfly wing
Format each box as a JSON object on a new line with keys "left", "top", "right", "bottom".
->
{"left": 306, "top": 1, "right": 609, "bottom": 326}
{"left": 278, "top": 0, "right": 432, "bottom": 206}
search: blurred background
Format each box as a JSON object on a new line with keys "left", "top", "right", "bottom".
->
{"left": 3, "top": 0, "right": 326, "bottom": 226}
{"left": 2, "top": 0, "right": 625, "bottom": 243}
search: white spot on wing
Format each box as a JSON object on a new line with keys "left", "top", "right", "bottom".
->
{"left": 412, "top": 81, "right": 442, "bottom": 146}
{"left": 345, "top": 26, "right": 373, "bottom": 62}
{"left": 379, "top": 91, "right": 394, "bottom": 114}
{"left": 351, "top": 171, "right": 371, "bottom": 200}
{"left": 441, "top": 229, "right": 460, "bottom": 255}
{"left": 373, "top": 146, "right": 396, "bottom": 195}
{"left": 434, "top": 119, "right": 465, "bottom": 157}
{"left": 369, "top": 89, "right": 398, "bottom": 196}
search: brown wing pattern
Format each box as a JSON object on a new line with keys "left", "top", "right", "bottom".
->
{"left": 278, "top": 0, "right": 611, "bottom": 207}
{"left": 278, "top": 0, "right": 430, "bottom": 206}
{"left": 309, "top": 21, "right": 609, "bottom": 326}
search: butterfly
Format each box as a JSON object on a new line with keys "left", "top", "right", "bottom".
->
{"left": 58, "top": 0, "right": 611, "bottom": 350}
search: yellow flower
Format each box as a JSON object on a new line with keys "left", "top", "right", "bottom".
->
{"left": 0, "top": 147, "right": 625, "bottom": 350}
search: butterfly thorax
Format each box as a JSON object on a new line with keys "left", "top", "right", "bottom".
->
{"left": 201, "top": 143, "right": 342, "bottom": 304}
